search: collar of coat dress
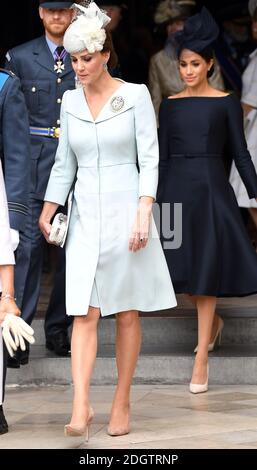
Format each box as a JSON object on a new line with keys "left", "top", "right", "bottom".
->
{"left": 65, "top": 81, "right": 135, "bottom": 123}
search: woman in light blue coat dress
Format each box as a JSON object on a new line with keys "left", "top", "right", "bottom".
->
{"left": 39, "top": 2, "right": 176, "bottom": 440}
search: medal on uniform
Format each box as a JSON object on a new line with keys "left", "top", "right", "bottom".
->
{"left": 54, "top": 46, "right": 66, "bottom": 74}
{"left": 54, "top": 60, "right": 65, "bottom": 74}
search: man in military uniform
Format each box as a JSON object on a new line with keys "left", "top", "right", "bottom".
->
{"left": 0, "top": 68, "right": 30, "bottom": 433}
{"left": 5, "top": 0, "right": 75, "bottom": 367}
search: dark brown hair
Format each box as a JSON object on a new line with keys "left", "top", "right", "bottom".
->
{"left": 178, "top": 46, "right": 215, "bottom": 78}
{"left": 198, "top": 47, "right": 215, "bottom": 78}
{"left": 102, "top": 30, "right": 118, "bottom": 69}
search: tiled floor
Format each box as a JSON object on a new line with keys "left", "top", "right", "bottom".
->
{"left": 2, "top": 385, "right": 257, "bottom": 449}
{"left": 16, "top": 256, "right": 257, "bottom": 449}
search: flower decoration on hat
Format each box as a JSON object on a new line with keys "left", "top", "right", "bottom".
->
{"left": 64, "top": 1, "right": 111, "bottom": 54}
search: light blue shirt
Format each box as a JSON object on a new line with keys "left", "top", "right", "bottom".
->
{"left": 45, "top": 36, "right": 61, "bottom": 59}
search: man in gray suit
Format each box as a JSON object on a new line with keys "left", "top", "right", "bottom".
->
{"left": 5, "top": 0, "right": 75, "bottom": 367}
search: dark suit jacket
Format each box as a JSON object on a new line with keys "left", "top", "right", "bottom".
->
{"left": 0, "top": 69, "right": 30, "bottom": 231}
{"left": 6, "top": 36, "right": 76, "bottom": 200}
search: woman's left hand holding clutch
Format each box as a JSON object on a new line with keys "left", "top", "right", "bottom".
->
{"left": 39, "top": 219, "right": 52, "bottom": 242}
{"left": 39, "top": 201, "right": 59, "bottom": 243}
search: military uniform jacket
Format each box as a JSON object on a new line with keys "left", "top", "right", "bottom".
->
{"left": 6, "top": 36, "right": 75, "bottom": 200}
{"left": 0, "top": 69, "right": 30, "bottom": 231}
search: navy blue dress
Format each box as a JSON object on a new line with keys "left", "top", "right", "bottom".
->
{"left": 158, "top": 94, "right": 257, "bottom": 297}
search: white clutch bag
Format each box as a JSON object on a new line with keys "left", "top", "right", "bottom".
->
{"left": 49, "top": 190, "right": 73, "bottom": 248}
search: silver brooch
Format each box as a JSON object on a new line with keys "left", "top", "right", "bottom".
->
{"left": 111, "top": 96, "right": 125, "bottom": 112}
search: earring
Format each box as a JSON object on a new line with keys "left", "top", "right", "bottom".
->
{"left": 103, "top": 63, "right": 108, "bottom": 71}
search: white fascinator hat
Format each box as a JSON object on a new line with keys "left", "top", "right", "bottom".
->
{"left": 64, "top": 1, "right": 111, "bottom": 54}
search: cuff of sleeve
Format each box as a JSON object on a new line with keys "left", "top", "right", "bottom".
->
{"left": 44, "top": 187, "right": 68, "bottom": 207}
{"left": 9, "top": 211, "right": 27, "bottom": 232}
{"left": 139, "top": 172, "right": 158, "bottom": 200}
{"left": 0, "top": 252, "right": 15, "bottom": 265}
{"left": 10, "top": 229, "right": 19, "bottom": 252}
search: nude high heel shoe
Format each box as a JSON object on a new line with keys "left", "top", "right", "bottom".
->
{"left": 64, "top": 406, "right": 94, "bottom": 442}
{"left": 194, "top": 317, "right": 224, "bottom": 353}
{"left": 107, "top": 426, "right": 130, "bottom": 437}
{"left": 189, "top": 364, "right": 209, "bottom": 394}
{"left": 107, "top": 406, "right": 130, "bottom": 437}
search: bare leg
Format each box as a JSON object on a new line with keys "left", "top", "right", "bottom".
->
{"left": 191, "top": 296, "right": 217, "bottom": 384}
{"left": 108, "top": 310, "right": 141, "bottom": 433}
{"left": 68, "top": 306, "right": 101, "bottom": 427}
{"left": 187, "top": 294, "right": 220, "bottom": 344}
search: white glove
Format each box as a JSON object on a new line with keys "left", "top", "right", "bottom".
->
{"left": 1, "top": 314, "right": 35, "bottom": 357}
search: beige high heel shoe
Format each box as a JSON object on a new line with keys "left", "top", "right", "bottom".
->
{"left": 189, "top": 364, "right": 209, "bottom": 394}
{"left": 194, "top": 317, "right": 224, "bottom": 353}
{"left": 64, "top": 406, "right": 94, "bottom": 442}
{"left": 107, "top": 406, "right": 130, "bottom": 437}
{"left": 107, "top": 426, "right": 130, "bottom": 437}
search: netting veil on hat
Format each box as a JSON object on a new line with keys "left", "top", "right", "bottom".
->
{"left": 63, "top": 1, "right": 111, "bottom": 54}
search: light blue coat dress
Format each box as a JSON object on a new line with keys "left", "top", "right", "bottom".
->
{"left": 44, "top": 81, "right": 177, "bottom": 316}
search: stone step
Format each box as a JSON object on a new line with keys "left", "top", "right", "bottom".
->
{"left": 6, "top": 344, "right": 257, "bottom": 386}
{"left": 33, "top": 306, "right": 257, "bottom": 348}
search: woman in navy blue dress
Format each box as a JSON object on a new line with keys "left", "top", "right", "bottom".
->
{"left": 158, "top": 8, "right": 257, "bottom": 393}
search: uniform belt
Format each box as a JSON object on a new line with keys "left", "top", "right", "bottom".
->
{"left": 30, "top": 126, "right": 60, "bottom": 138}
{"left": 169, "top": 153, "right": 222, "bottom": 158}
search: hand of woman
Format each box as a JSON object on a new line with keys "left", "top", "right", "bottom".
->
{"left": 0, "top": 296, "right": 20, "bottom": 324}
{"left": 129, "top": 198, "right": 153, "bottom": 252}
{"left": 39, "top": 201, "right": 59, "bottom": 243}
{"left": 39, "top": 216, "right": 52, "bottom": 243}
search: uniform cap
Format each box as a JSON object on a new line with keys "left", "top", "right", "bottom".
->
{"left": 39, "top": 1, "right": 74, "bottom": 9}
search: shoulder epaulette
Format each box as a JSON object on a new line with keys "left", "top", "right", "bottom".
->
{"left": 0, "top": 69, "right": 15, "bottom": 91}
